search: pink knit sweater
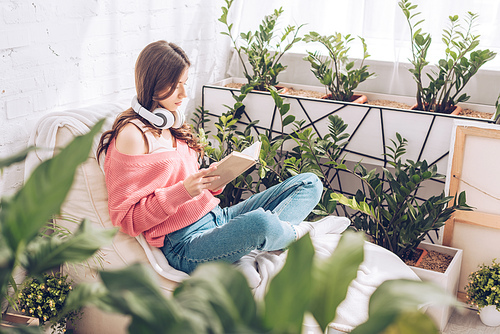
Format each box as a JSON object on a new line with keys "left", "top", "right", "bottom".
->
{"left": 104, "top": 138, "right": 220, "bottom": 247}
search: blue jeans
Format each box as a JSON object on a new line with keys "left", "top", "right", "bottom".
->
{"left": 160, "top": 173, "right": 322, "bottom": 274}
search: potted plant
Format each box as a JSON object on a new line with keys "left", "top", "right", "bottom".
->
{"left": 218, "top": 0, "right": 303, "bottom": 92}
{"left": 208, "top": 0, "right": 308, "bottom": 150}
{"left": 330, "top": 133, "right": 471, "bottom": 259}
{"left": 17, "top": 272, "right": 79, "bottom": 333}
{"left": 206, "top": 2, "right": 495, "bottom": 186}
{"left": 0, "top": 120, "right": 116, "bottom": 331}
{"left": 399, "top": 0, "right": 497, "bottom": 114}
{"left": 329, "top": 133, "right": 472, "bottom": 330}
{"left": 465, "top": 259, "right": 500, "bottom": 327}
{"left": 303, "top": 31, "right": 374, "bottom": 103}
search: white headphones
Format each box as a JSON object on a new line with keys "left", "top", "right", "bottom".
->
{"left": 131, "top": 95, "right": 185, "bottom": 129}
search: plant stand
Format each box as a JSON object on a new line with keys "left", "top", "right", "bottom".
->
{"left": 409, "top": 242, "right": 463, "bottom": 332}
{"left": 202, "top": 77, "right": 494, "bottom": 199}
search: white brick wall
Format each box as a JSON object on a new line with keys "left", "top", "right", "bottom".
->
{"left": 0, "top": 0, "right": 232, "bottom": 196}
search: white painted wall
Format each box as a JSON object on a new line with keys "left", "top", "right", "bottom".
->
{"left": 0, "top": 0, "right": 231, "bottom": 196}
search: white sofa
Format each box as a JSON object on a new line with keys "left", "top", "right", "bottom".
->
{"left": 26, "top": 101, "right": 421, "bottom": 334}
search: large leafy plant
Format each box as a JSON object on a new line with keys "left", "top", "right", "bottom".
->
{"left": 219, "top": 0, "right": 303, "bottom": 91}
{"left": 330, "top": 133, "right": 472, "bottom": 260}
{"left": 303, "top": 31, "right": 374, "bottom": 102}
{"left": 465, "top": 259, "right": 500, "bottom": 311}
{"left": 399, "top": 0, "right": 496, "bottom": 114}
{"left": 0, "top": 120, "right": 117, "bottom": 332}
{"left": 63, "top": 232, "right": 460, "bottom": 334}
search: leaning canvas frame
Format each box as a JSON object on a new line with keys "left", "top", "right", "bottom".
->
{"left": 444, "top": 120, "right": 500, "bottom": 302}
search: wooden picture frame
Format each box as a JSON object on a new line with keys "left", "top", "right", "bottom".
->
{"left": 443, "top": 124, "right": 500, "bottom": 302}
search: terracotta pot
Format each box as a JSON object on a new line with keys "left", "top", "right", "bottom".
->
{"left": 411, "top": 103, "right": 462, "bottom": 115}
{"left": 352, "top": 94, "right": 368, "bottom": 104}
{"left": 275, "top": 86, "right": 289, "bottom": 94}
{"left": 321, "top": 93, "right": 368, "bottom": 104}
{"left": 479, "top": 305, "right": 500, "bottom": 327}
{"left": 250, "top": 85, "right": 290, "bottom": 94}
{"left": 408, "top": 242, "right": 463, "bottom": 331}
{"left": 414, "top": 247, "right": 429, "bottom": 267}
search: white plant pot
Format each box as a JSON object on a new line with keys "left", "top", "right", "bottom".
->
{"left": 43, "top": 323, "right": 55, "bottom": 334}
{"left": 409, "top": 242, "right": 463, "bottom": 332}
{"left": 479, "top": 305, "right": 500, "bottom": 327}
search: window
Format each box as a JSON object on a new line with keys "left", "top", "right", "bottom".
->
{"left": 232, "top": 0, "right": 500, "bottom": 70}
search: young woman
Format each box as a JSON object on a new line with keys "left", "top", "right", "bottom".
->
{"left": 97, "top": 40, "right": 342, "bottom": 275}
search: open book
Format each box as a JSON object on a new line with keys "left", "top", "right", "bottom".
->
{"left": 205, "top": 141, "right": 261, "bottom": 191}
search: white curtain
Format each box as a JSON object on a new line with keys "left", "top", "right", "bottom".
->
{"left": 229, "top": 0, "right": 500, "bottom": 68}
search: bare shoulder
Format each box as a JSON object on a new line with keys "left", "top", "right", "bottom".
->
{"left": 115, "top": 123, "right": 148, "bottom": 155}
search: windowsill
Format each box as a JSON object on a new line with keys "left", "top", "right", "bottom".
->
{"left": 227, "top": 46, "right": 500, "bottom": 106}
{"left": 284, "top": 43, "right": 500, "bottom": 72}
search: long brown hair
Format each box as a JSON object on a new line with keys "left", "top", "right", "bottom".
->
{"left": 97, "top": 41, "right": 204, "bottom": 162}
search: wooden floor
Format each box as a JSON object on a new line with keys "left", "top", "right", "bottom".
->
{"left": 443, "top": 307, "right": 500, "bottom": 333}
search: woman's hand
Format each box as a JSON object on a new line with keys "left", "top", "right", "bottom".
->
{"left": 183, "top": 165, "right": 220, "bottom": 197}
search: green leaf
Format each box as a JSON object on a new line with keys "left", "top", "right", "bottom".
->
{"left": 380, "top": 311, "right": 440, "bottom": 334}
{"left": 22, "top": 219, "right": 118, "bottom": 276}
{"left": 282, "top": 115, "right": 295, "bottom": 127}
{"left": 0, "top": 119, "right": 105, "bottom": 254}
{"left": 264, "top": 234, "right": 315, "bottom": 333}
{"left": 100, "top": 263, "right": 189, "bottom": 334}
{"left": 63, "top": 280, "right": 116, "bottom": 315}
{"left": 309, "top": 231, "right": 365, "bottom": 331}
{"left": 351, "top": 279, "right": 461, "bottom": 334}
{"left": 176, "top": 262, "right": 260, "bottom": 333}
{"left": 280, "top": 103, "right": 291, "bottom": 116}
{"left": 422, "top": 171, "right": 432, "bottom": 179}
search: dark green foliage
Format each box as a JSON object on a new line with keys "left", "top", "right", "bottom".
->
{"left": 303, "top": 31, "right": 374, "bottom": 102}
{"left": 399, "top": 0, "right": 496, "bottom": 114}
{"left": 331, "top": 133, "right": 472, "bottom": 260}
